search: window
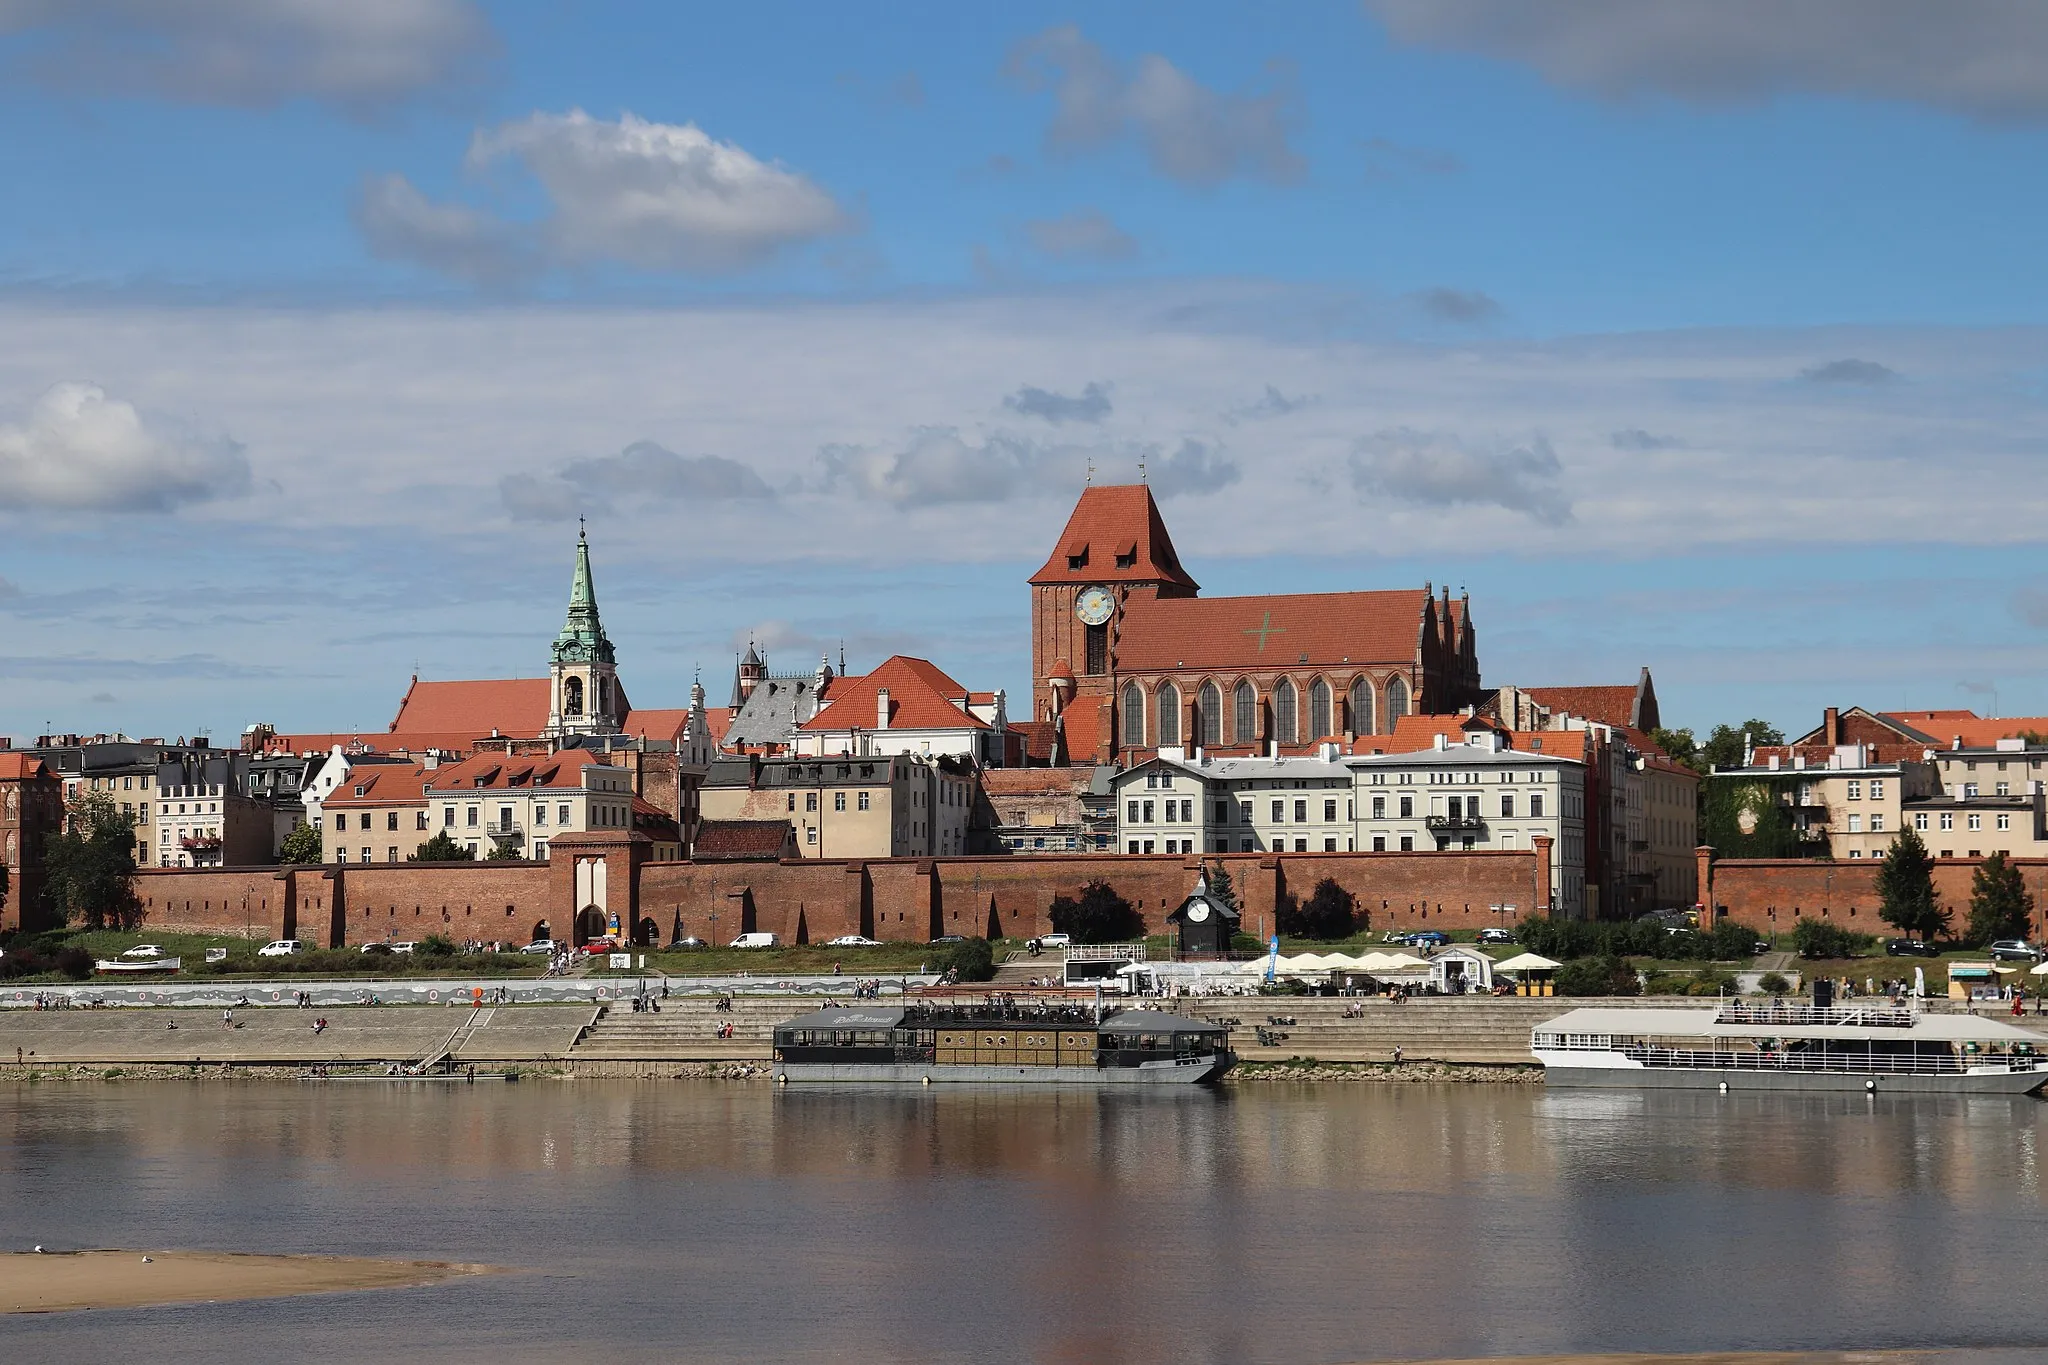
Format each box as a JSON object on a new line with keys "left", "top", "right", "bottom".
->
{"left": 416, "top": 811, "right": 428, "bottom": 830}
{"left": 1871, "top": 814, "right": 1885, "bottom": 832}
{"left": 1399, "top": 796, "right": 1413, "bottom": 818}
{"left": 1273, "top": 679, "right": 1297, "bottom": 745}
{"left": 1372, "top": 795, "right": 1386, "bottom": 819}
{"left": 1399, "top": 835, "right": 1413, "bottom": 851}
{"left": 1324, "top": 837, "right": 1337, "bottom": 852}
{"left": 1142, "top": 801, "right": 1155, "bottom": 822}
{"left": 534, "top": 840, "right": 547, "bottom": 860}
{"left": 1122, "top": 682, "right": 1145, "bottom": 747}
{"left": 1180, "top": 800, "right": 1193, "bottom": 822}
{"left": 1294, "top": 838, "right": 1308, "bottom": 852}
{"left": 1198, "top": 682, "right": 1222, "bottom": 746}
{"left": 1847, "top": 814, "right": 1862, "bottom": 833}
{"left": 1234, "top": 681, "right": 1258, "bottom": 744}
{"left": 1914, "top": 812, "right": 1929, "bottom": 830}
{"left": 387, "top": 847, "right": 398, "bottom": 863}
{"left": 1309, "top": 678, "right": 1332, "bottom": 741}
{"left": 1156, "top": 682, "right": 1181, "bottom": 746}
{"left": 1847, "top": 780, "right": 1862, "bottom": 800}
{"left": 805, "top": 792, "right": 818, "bottom": 812}
{"left": 1085, "top": 621, "right": 1107, "bottom": 675}
{"left": 1969, "top": 814, "right": 1983, "bottom": 831}
{"left": 1998, "top": 813, "right": 2012, "bottom": 831}
{"left": 1372, "top": 835, "right": 1387, "bottom": 851}
{"left": 564, "top": 675, "right": 584, "bottom": 717}
{"left": 1350, "top": 678, "right": 1375, "bottom": 736}
{"left": 1531, "top": 794, "right": 1544, "bottom": 818}
{"left": 1997, "top": 782, "right": 2011, "bottom": 797}
{"left": 1870, "top": 779, "right": 1885, "bottom": 800}
{"left": 498, "top": 806, "right": 513, "bottom": 831}
{"left": 834, "top": 792, "right": 846, "bottom": 811}
{"left": 787, "top": 793, "right": 796, "bottom": 812}
{"left": 466, "top": 806, "right": 479, "bottom": 828}
{"left": 1500, "top": 794, "right": 1515, "bottom": 818}
{"left": 1941, "top": 812, "right": 1954, "bottom": 830}
{"left": 444, "top": 807, "right": 455, "bottom": 827}
{"left": 1965, "top": 783, "right": 1980, "bottom": 798}
{"left": 535, "top": 805, "right": 548, "bottom": 828}
{"left": 1271, "top": 800, "right": 1285, "bottom": 823}
{"left": 1238, "top": 801, "right": 1252, "bottom": 824}
{"left": 1164, "top": 801, "right": 1177, "bottom": 823}
{"left": 1324, "top": 799, "right": 1337, "bottom": 822}
{"left": 386, "top": 811, "right": 398, "bottom": 831}
{"left": 558, "top": 804, "right": 570, "bottom": 825}
{"left": 360, "top": 847, "right": 371, "bottom": 863}
{"left": 1294, "top": 799, "right": 1308, "bottom": 822}
{"left": 335, "top": 848, "right": 346, "bottom": 863}
{"left": 1142, "top": 840, "right": 1155, "bottom": 854}
{"left": 807, "top": 827, "right": 817, "bottom": 844}
{"left": 858, "top": 791, "right": 870, "bottom": 811}
{"left": 1127, "top": 841, "right": 1140, "bottom": 854}
{"left": 1386, "top": 675, "right": 1410, "bottom": 720}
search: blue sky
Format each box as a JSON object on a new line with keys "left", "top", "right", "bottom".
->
{"left": 6, "top": 1, "right": 2048, "bottom": 744}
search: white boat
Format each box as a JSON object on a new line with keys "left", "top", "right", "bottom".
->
{"left": 1532, "top": 1001, "right": 2048, "bottom": 1094}
{"left": 93, "top": 955, "right": 181, "bottom": 974}
{"left": 771, "top": 1003, "right": 1234, "bottom": 1085}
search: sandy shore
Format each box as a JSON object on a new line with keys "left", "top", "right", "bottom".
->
{"left": 2, "top": 1250, "right": 499, "bottom": 1314}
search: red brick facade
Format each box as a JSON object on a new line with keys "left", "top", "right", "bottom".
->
{"left": 1704, "top": 852, "right": 2048, "bottom": 942}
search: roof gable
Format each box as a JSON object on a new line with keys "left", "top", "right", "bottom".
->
{"left": 1112, "top": 590, "right": 1430, "bottom": 673}
{"left": 389, "top": 677, "right": 552, "bottom": 738}
{"left": 1029, "top": 484, "right": 1199, "bottom": 591}
{"left": 803, "top": 655, "right": 988, "bottom": 733}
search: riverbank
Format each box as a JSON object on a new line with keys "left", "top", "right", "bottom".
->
{"left": 1229, "top": 1060, "right": 1542, "bottom": 1083}
{"left": 1, "top": 1250, "right": 498, "bottom": 1314}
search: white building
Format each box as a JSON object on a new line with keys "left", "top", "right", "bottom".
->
{"left": 1112, "top": 749, "right": 1354, "bottom": 855}
{"left": 793, "top": 655, "right": 1014, "bottom": 767}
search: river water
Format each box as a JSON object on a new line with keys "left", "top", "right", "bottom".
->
{"left": 4, "top": 1080, "right": 2048, "bottom": 1365}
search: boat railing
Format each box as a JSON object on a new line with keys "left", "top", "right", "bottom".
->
{"left": 1619, "top": 1044, "right": 2045, "bottom": 1076}
{"left": 1713, "top": 1002, "right": 1919, "bottom": 1028}
{"left": 1067, "top": 943, "right": 1147, "bottom": 963}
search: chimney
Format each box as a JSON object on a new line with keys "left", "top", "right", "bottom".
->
{"left": 1433, "top": 732, "right": 1449, "bottom": 751}
{"left": 1824, "top": 707, "right": 1840, "bottom": 746}
{"left": 876, "top": 688, "right": 891, "bottom": 730}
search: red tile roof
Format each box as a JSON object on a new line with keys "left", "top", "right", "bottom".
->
{"left": 423, "top": 749, "right": 615, "bottom": 792}
{"left": 620, "top": 708, "right": 698, "bottom": 743}
{"left": 1524, "top": 686, "right": 1639, "bottom": 729}
{"left": 1012, "top": 720, "right": 1060, "bottom": 764}
{"left": 1885, "top": 715, "right": 2048, "bottom": 748}
{"left": 1113, "top": 590, "right": 1431, "bottom": 673}
{"left": 0, "top": 753, "right": 49, "bottom": 780}
{"left": 1060, "top": 703, "right": 1103, "bottom": 765}
{"left": 259, "top": 731, "right": 484, "bottom": 757}
{"left": 1746, "top": 742, "right": 1930, "bottom": 769}
{"left": 982, "top": 767, "right": 1092, "bottom": 797}
{"left": 693, "top": 819, "right": 794, "bottom": 859}
{"left": 389, "top": 677, "right": 552, "bottom": 737}
{"left": 1366, "top": 719, "right": 1591, "bottom": 762}
{"left": 324, "top": 764, "right": 431, "bottom": 807}
{"left": 802, "top": 655, "right": 989, "bottom": 734}
{"left": 1029, "top": 484, "right": 1200, "bottom": 591}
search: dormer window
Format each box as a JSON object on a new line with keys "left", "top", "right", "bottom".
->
{"left": 1115, "top": 545, "right": 1137, "bottom": 569}
{"left": 353, "top": 785, "right": 365, "bottom": 798}
{"left": 1067, "top": 547, "right": 1088, "bottom": 570}
{"left": 474, "top": 777, "right": 488, "bottom": 788}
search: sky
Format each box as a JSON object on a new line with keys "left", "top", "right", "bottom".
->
{"left": 7, "top": 1, "right": 2048, "bottom": 744}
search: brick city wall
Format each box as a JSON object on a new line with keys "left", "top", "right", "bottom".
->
{"left": 127, "top": 848, "right": 1547, "bottom": 946}
{"left": 1708, "top": 856, "right": 2048, "bottom": 941}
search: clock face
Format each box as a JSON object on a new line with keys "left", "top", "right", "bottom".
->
{"left": 1186, "top": 901, "right": 1211, "bottom": 924}
{"left": 1075, "top": 586, "right": 1115, "bottom": 626}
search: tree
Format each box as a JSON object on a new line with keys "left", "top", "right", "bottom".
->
{"left": 41, "top": 792, "right": 142, "bottom": 931}
{"left": 1876, "top": 827, "right": 1945, "bottom": 941}
{"left": 1554, "top": 954, "right": 1638, "bottom": 997}
{"left": 1648, "top": 727, "right": 1700, "bottom": 771}
{"left": 1048, "top": 879, "right": 1141, "bottom": 944}
{"left": 408, "top": 830, "right": 476, "bottom": 863}
{"left": 278, "top": 821, "right": 322, "bottom": 864}
{"left": 937, "top": 937, "right": 995, "bottom": 982}
{"left": 1294, "top": 878, "right": 1359, "bottom": 940}
{"left": 1203, "top": 863, "right": 1241, "bottom": 919}
{"left": 1699, "top": 720, "right": 1786, "bottom": 772}
{"left": 487, "top": 841, "right": 524, "bottom": 861}
{"left": 1967, "top": 852, "right": 2033, "bottom": 947}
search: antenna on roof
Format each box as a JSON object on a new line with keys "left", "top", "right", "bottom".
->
{"left": 839, "top": 640, "right": 846, "bottom": 674}
{"left": 1137, "top": 457, "right": 1147, "bottom": 483}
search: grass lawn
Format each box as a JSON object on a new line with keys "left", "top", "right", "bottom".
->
{"left": 0, "top": 927, "right": 546, "bottom": 983}
{"left": 607, "top": 939, "right": 982, "bottom": 977}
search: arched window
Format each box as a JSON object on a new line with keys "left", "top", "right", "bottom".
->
{"left": 1198, "top": 682, "right": 1222, "bottom": 746}
{"left": 1273, "top": 678, "right": 1297, "bottom": 746}
{"left": 1349, "top": 678, "right": 1375, "bottom": 737}
{"left": 598, "top": 675, "right": 611, "bottom": 716}
{"left": 1122, "top": 682, "right": 1145, "bottom": 747}
{"left": 564, "top": 675, "right": 584, "bottom": 717}
{"left": 1386, "top": 675, "right": 1410, "bottom": 723}
{"left": 1233, "top": 681, "right": 1257, "bottom": 745}
{"left": 1309, "top": 678, "right": 1332, "bottom": 741}
{"left": 1157, "top": 682, "right": 1181, "bottom": 746}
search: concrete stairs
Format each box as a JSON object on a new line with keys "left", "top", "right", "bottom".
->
{"left": 1174, "top": 995, "right": 1704, "bottom": 1065}
{"left": 990, "top": 948, "right": 1067, "bottom": 989}
{"left": 568, "top": 997, "right": 786, "bottom": 1061}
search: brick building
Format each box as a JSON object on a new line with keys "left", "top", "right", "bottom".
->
{"left": 0, "top": 753, "right": 63, "bottom": 932}
{"left": 1029, "top": 484, "right": 1482, "bottom": 765}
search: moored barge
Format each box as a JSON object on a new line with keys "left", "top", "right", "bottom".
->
{"left": 1533, "top": 1001, "right": 2048, "bottom": 1094}
{"left": 772, "top": 1002, "right": 1233, "bottom": 1085}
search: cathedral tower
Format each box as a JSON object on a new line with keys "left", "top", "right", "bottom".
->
{"left": 545, "top": 525, "right": 622, "bottom": 738}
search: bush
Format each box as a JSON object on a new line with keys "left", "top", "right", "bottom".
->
{"left": 1554, "top": 954, "right": 1639, "bottom": 997}
{"left": 937, "top": 937, "right": 995, "bottom": 982}
{"left": 1049, "top": 880, "right": 1142, "bottom": 945}
{"left": 1687, "top": 967, "right": 1736, "bottom": 996}
{"left": 1758, "top": 971, "right": 1792, "bottom": 995}
{"left": 418, "top": 934, "right": 457, "bottom": 958}
{"left": 1791, "top": 920, "right": 1874, "bottom": 960}
{"left": 53, "top": 946, "right": 93, "bottom": 980}
{"left": 1229, "top": 932, "right": 1264, "bottom": 955}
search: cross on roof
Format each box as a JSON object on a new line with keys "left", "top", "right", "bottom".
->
{"left": 1244, "top": 611, "right": 1286, "bottom": 651}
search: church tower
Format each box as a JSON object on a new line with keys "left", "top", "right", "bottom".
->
{"left": 545, "top": 525, "right": 622, "bottom": 738}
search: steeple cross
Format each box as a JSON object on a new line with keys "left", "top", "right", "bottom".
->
{"left": 1244, "top": 611, "right": 1285, "bottom": 651}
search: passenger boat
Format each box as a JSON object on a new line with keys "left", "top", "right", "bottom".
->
{"left": 771, "top": 1002, "right": 1233, "bottom": 1085}
{"left": 1533, "top": 1001, "right": 2048, "bottom": 1093}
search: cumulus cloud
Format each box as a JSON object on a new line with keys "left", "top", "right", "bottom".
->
{"left": 358, "top": 109, "right": 852, "bottom": 280}
{"left": 0, "top": 382, "right": 250, "bottom": 513}
{"left": 1414, "top": 287, "right": 1501, "bottom": 323}
{"left": 1611, "top": 428, "right": 1683, "bottom": 450}
{"left": 1226, "top": 384, "right": 1314, "bottom": 423}
{"left": 817, "top": 429, "right": 1083, "bottom": 507}
{"left": 0, "top": 0, "right": 494, "bottom": 114}
{"left": 1004, "top": 24, "right": 1302, "bottom": 185}
{"left": 89, "top": 691, "right": 117, "bottom": 704}
{"left": 1367, "top": 0, "right": 2048, "bottom": 121}
{"left": 1144, "top": 438, "right": 1240, "bottom": 498}
{"left": 1800, "top": 358, "right": 1900, "bottom": 385}
{"left": 1003, "top": 382, "right": 1113, "bottom": 424}
{"left": 1348, "top": 428, "right": 1571, "bottom": 524}
{"left": 501, "top": 439, "right": 773, "bottom": 521}
{"left": 1359, "top": 136, "right": 1463, "bottom": 180}
{"left": 1025, "top": 209, "right": 1138, "bottom": 261}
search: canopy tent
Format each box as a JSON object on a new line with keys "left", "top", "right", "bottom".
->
{"left": 1492, "top": 952, "right": 1562, "bottom": 973}
{"left": 2030, "top": 961, "right": 2048, "bottom": 977}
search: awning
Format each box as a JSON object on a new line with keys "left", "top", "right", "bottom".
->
{"left": 1492, "top": 952, "right": 1562, "bottom": 973}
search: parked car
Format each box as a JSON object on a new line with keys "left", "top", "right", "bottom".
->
{"left": 389, "top": 941, "right": 416, "bottom": 955}
{"left": 1406, "top": 931, "right": 1449, "bottom": 948}
{"left": 1990, "top": 939, "right": 2043, "bottom": 962}
{"left": 1037, "top": 932, "right": 1072, "bottom": 948}
{"left": 929, "top": 934, "right": 967, "bottom": 945}
{"left": 518, "top": 939, "right": 560, "bottom": 955}
{"left": 1477, "top": 928, "right": 1515, "bottom": 945}
{"left": 730, "top": 932, "right": 781, "bottom": 949}
{"left": 257, "top": 940, "right": 303, "bottom": 958}
{"left": 673, "top": 937, "right": 708, "bottom": 949}
{"left": 583, "top": 936, "right": 623, "bottom": 953}
{"left": 825, "top": 934, "right": 881, "bottom": 947}
{"left": 119, "top": 944, "right": 166, "bottom": 960}
{"left": 1885, "top": 937, "right": 1939, "bottom": 958}
{"left": 360, "top": 942, "right": 394, "bottom": 956}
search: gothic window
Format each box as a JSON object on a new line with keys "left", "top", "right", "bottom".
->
{"left": 1157, "top": 683, "right": 1181, "bottom": 746}
{"left": 1085, "top": 622, "right": 1108, "bottom": 675}
{"left": 1198, "top": 682, "right": 1222, "bottom": 746}
{"left": 1309, "top": 678, "right": 1332, "bottom": 741}
{"left": 1233, "top": 681, "right": 1257, "bottom": 744}
{"left": 1349, "top": 678, "right": 1375, "bottom": 736}
{"left": 598, "top": 676, "right": 611, "bottom": 715}
{"left": 564, "top": 675, "right": 584, "bottom": 717}
{"left": 1122, "top": 682, "right": 1145, "bottom": 747}
{"left": 1386, "top": 675, "right": 1409, "bottom": 723}
{"left": 1273, "top": 678, "right": 1298, "bottom": 746}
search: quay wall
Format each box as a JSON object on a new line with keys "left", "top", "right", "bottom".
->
{"left": 121, "top": 850, "right": 1545, "bottom": 948}
{"left": 1706, "top": 854, "right": 2048, "bottom": 942}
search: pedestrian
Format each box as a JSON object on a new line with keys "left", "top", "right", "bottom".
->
{"left": 222, "top": 1008, "right": 232, "bottom": 1028}
{"left": 1393, "top": 1045, "right": 1404, "bottom": 1065}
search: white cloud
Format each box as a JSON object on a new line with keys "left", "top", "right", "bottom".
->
{"left": 1145, "top": 438, "right": 1239, "bottom": 498}
{"left": 0, "top": 382, "right": 249, "bottom": 512}
{"left": 1004, "top": 25, "right": 1302, "bottom": 185}
{"left": 503, "top": 439, "right": 773, "bottom": 520}
{"left": 0, "top": 0, "right": 493, "bottom": 113}
{"left": 1367, "top": 0, "right": 2048, "bottom": 120}
{"left": 357, "top": 110, "right": 852, "bottom": 280}
{"left": 1003, "top": 382, "right": 1113, "bottom": 424}
{"left": 1349, "top": 428, "right": 1571, "bottom": 525}
{"left": 1800, "top": 357, "right": 1900, "bottom": 385}
{"left": 1025, "top": 209, "right": 1138, "bottom": 261}
{"left": 817, "top": 429, "right": 1077, "bottom": 507}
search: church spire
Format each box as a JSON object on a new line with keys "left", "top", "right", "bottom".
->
{"left": 551, "top": 523, "right": 616, "bottom": 667}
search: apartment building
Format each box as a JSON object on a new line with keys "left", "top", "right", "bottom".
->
{"left": 421, "top": 750, "right": 635, "bottom": 862}
{"left": 699, "top": 751, "right": 977, "bottom": 858}
{"left": 1112, "top": 752, "right": 1354, "bottom": 856}
{"left": 152, "top": 751, "right": 271, "bottom": 867}
{"left": 1907, "top": 739, "right": 2048, "bottom": 859}
{"left": 321, "top": 763, "right": 432, "bottom": 865}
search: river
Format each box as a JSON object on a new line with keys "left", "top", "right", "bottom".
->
{"left": 4, "top": 1080, "right": 2048, "bottom": 1364}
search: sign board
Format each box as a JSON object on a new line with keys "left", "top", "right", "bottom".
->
{"left": 609, "top": 953, "right": 631, "bottom": 969}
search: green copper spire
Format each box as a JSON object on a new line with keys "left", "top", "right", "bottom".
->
{"left": 551, "top": 522, "right": 616, "bottom": 666}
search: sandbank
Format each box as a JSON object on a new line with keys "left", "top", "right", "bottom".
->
{"left": 2, "top": 1249, "right": 499, "bottom": 1314}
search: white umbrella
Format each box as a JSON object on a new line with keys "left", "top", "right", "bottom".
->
{"left": 1493, "top": 952, "right": 1562, "bottom": 973}
{"left": 1375, "top": 951, "right": 1429, "bottom": 970}
{"left": 2028, "top": 962, "right": 2048, "bottom": 977}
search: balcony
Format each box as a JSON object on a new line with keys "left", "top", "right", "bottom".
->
{"left": 1424, "top": 814, "right": 1488, "bottom": 835}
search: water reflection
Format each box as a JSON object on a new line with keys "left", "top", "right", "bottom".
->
{"left": 3, "top": 1082, "right": 2047, "bottom": 1365}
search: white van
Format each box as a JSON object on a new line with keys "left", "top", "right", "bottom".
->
{"left": 730, "top": 932, "right": 780, "bottom": 949}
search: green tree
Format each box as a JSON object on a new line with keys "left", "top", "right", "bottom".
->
{"left": 278, "top": 821, "right": 322, "bottom": 864}
{"left": 1876, "top": 827, "right": 1945, "bottom": 940}
{"left": 42, "top": 792, "right": 142, "bottom": 931}
{"left": 1648, "top": 727, "right": 1700, "bottom": 771}
{"left": 937, "top": 936, "right": 996, "bottom": 982}
{"left": 408, "top": 830, "right": 476, "bottom": 863}
{"left": 1699, "top": 720, "right": 1786, "bottom": 772}
{"left": 1203, "top": 863, "right": 1241, "bottom": 919}
{"left": 1295, "top": 877, "right": 1359, "bottom": 940}
{"left": 1966, "top": 851, "right": 2033, "bottom": 947}
{"left": 1049, "top": 879, "right": 1141, "bottom": 944}
{"left": 487, "top": 840, "right": 525, "bottom": 861}
{"left": 1554, "top": 954, "right": 1639, "bottom": 997}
